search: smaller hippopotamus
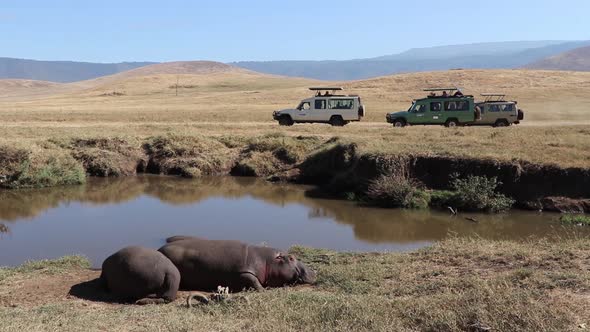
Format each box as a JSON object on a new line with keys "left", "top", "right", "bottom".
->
{"left": 100, "top": 246, "right": 180, "bottom": 304}
{"left": 159, "top": 236, "right": 316, "bottom": 292}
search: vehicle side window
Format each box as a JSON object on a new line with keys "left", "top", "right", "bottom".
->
{"left": 415, "top": 104, "right": 426, "bottom": 112}
{"left": 298, "top": 102, "right": 310, "bottom": 110}
{"left": 489, "top": 104, "right": 500, "bottom": 112}
{"left": 444, "top": 100, "right": 469, "bottom": 111}
{"left": 430, "top": 102, "right": 441, "bottom": 112}
{"left": 328, "top": 99, "right": 354, "bottom": 109}
{"left": 502, "top": 104, "right": 514, "bottom": 112}
{"left": 315, "top": 99, "right": 326, "bottom": 110}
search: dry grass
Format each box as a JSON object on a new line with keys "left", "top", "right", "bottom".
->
{"left": 1, "top": 66, "right": 590, "bottom": 169}
{"left": 1, "top": 238, "right": 589, "bottom": 331}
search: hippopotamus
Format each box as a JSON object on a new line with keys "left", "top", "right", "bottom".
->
{"left": 158, "top": 236, "right": 316, "bottom": 292}
{"left": 100, "top": 246, "right": 180, "bottom": 304}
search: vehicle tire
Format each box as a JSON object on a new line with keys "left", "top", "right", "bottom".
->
{"left": 278, "top": 116, "right": 294, "bottom": 126}
{"left": 392, "top": 119, "right": 406, "bottom": 128}
{"left": 358, "top": 105, "right": 365, "bottom": 118}
{"left": 329, "top": 116, "right": 345, "bottom": 127}
{"left": 494, "top": 119, "right": 509, "bottom": 127}
{"left": 445, "top": 119, "right": 459, "bottom": 128}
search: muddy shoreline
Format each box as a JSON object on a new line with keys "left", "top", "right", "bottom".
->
{"left": 1, "top": 134, "right": 589, "bottom": 213}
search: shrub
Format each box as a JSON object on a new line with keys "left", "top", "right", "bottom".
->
{"left": 366, "top": 174, "right": 429, "bottom": 209}
{"left": 448, "top": 175, "right": 514, "bottom": 212}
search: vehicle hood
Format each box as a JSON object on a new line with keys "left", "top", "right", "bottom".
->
{"left": 274, "top": 108, "right": 297, "bottom": 114}
{"left": 387, "top": 110, "right": 409, "bottom": 117}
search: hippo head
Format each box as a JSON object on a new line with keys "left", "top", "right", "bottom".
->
{"left": 266, "top": 253, "right": 316, "bottom": 287}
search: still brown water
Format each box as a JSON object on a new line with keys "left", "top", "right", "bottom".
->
{"left": 0, "top": 176, "right": 584, "bottom": 267}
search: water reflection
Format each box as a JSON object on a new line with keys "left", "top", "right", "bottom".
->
{"left": 0, "top": 176, "right": 584, "bottom": 267}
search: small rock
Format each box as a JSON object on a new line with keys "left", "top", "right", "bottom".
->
{"left": 579, "top": 323, "right": 587, "bottom": 329}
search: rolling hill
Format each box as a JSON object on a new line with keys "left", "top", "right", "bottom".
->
{"left": 0, "top": 57, "right": 155, "bottom": 83}
{"left": 1, "top": 62, "right": 589, "bottom": 125}
{"left": 526, "top": 46, "right": 590, "bottom": 71}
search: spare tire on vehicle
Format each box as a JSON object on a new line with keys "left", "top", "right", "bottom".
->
{"left": 474, "top": 106, "right": 482, "bottom": 121}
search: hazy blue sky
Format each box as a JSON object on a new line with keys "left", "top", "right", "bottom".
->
{"left": 1, "top": 0, "right": 589, "bottom": 62}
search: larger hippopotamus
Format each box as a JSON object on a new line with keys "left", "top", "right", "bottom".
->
{"left": 158, "top": 236, "right": 316, "bottom": 292}
{"left": 100, "top": 246, "right": 180, "bottom": 304}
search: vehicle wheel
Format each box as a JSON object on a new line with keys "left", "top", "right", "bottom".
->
{"left": 445, "top": 119, "right": 459, "bottom": 128}
{"left": 329, "top": 116, "right": 345, "bottom": 127}
{"left": 494, "top": 119, "right": 509, "bottom": 127}
{"left": 392, "top": 119, "right": 406, "bottom": 128}
{"left": 278, "top": 116, "right": 294, "bottom": 126}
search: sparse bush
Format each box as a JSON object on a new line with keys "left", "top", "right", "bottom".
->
{"left": 231, "top": 151, "right": 283, "bottom": 177}
{"left": 447, "top": 175, "right": 514, "bottom": 212}
{"left": 68, "top": 137, "right": 146, "bottom": 176}
{"left": 143, "top": 135, "right": 236, "bottom": 177}
{"left": 366, "top": 174, "right": 429, "bottom": 209}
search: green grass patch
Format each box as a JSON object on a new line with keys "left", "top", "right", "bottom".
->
{"left": 560, "top": 214, "right": 590, "bottom": 226}
{"left": 0, "top": 145, "right": 86, "bottom": 189}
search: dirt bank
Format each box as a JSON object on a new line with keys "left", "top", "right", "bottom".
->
{"left": 1, "top": 134, "right": 589, "bottom": 212}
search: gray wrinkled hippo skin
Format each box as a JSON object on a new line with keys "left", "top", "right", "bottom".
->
{"left": 101, "top": 246, "right": 180, "bottom": 304}
{"left": 158, "top": 236, "right": 316, "bottom": 292}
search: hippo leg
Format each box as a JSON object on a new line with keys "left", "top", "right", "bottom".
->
{"left": 134, "top": 271, "right": 180, "bottom": 305}
{"left": 158, "top": 271, "right": 180, "bottom": 301}
{"left": 239, "top": 273, "right": 264, "bottom": 291}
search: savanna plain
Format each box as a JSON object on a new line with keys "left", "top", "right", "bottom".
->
{"left": 1, "top": 62, "right": 590, "bottom": 331}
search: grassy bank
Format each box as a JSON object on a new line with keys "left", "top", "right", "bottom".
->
{"left": 1, "top": 238, "right": 589, "bottom": 331}
{"left": 1, "top": 132, "right": 589, "bottom": 211}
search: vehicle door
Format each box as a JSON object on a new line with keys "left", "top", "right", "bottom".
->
{"left": 428, "top": 101, "right": 444, "bottom": 124}
{"left": 501, "top": 103, "right": 518, "bottom": 123}
{"left": 408, "top": 102, "right": 428, "bottom": 124}
{"left": 312, "top": 98, "right": 327, "bottom": 121}
{"left": 485, "top": 103, "right": 501, "bottom": 124}
{"left": 444, "top": 99, "right": 472, "bottom": 123}
{"left": 294, "top": 101, "right": 312, "bottom": 121}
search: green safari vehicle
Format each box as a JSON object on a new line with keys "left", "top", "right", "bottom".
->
{"left": 386, "top": 88, "right": 477, "bottom": 128}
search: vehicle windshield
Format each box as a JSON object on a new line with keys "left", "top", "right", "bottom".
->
{"left": 408, "top": 102, "right": 416, "bottom": 112}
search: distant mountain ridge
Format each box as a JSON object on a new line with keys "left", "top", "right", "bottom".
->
{"left": 3, "top": 40, "right": 590, "bottom": 83}
{"left": 526, "top": 46, "right": 590, "bottom": 71}
{"left": 233, "top": 41, "right": 590, "bottom": 80}
{"left": 0, "top": 57, "right": 155, "bottom": 83}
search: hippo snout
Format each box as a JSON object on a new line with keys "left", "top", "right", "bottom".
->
{"left": 297, "top": 261, "right": 317, "bottom": 284}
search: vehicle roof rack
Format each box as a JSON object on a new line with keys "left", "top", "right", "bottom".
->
{"left": 481, "top": 93, "right": 506, "bottom": 102}
{"left": 423, "top": 87, "right": 458, "bottom": 92}
{"left": 309, "top": 87, "right": 343, "bottom": 91}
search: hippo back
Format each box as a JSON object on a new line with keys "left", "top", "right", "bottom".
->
{"left": 158, "top": 238, "right": 277, "bottom": 291}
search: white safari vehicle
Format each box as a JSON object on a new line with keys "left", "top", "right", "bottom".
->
{"left": 273, "top": 87, "right": 365, "bottom": 126}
